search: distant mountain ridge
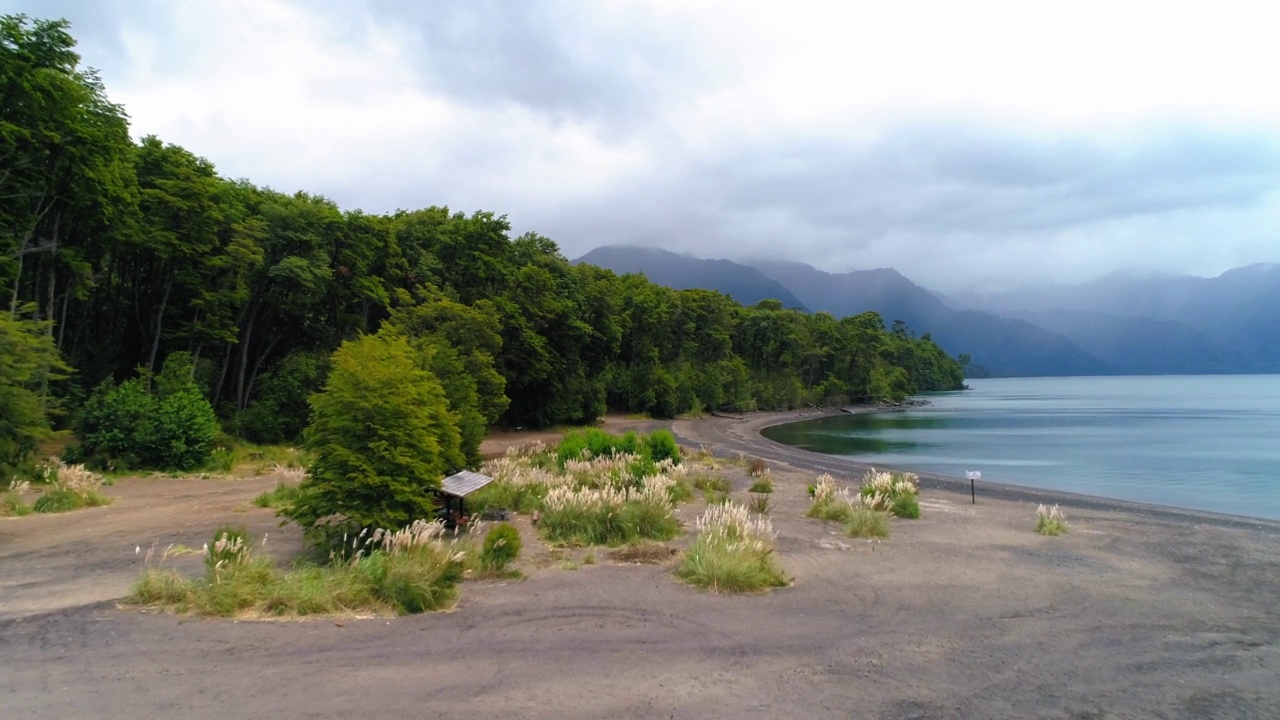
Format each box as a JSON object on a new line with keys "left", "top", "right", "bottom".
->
{"left": 575, "top": 246, "right": 809, "bottom": 311}
{"left": 955, "top": 263, "right": 1280, "bottom": 373}
{"left": 574, "top": 246, "right": 1280, "bottom": 377}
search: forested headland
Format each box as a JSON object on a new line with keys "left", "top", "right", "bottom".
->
{"left": 1, "top": 15, "right": 964, "bottom": 479}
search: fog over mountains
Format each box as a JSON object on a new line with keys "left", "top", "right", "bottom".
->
{"left": 577, "top": 246, "right": 1280, "bottom": 377}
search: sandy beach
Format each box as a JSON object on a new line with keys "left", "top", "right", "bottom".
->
{"left": 2, "top": 412, "right": 1278, "bottom": 719}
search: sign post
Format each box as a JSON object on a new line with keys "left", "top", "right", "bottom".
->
{"left": 966, "top": 471, "right": 981, "bottom": 504}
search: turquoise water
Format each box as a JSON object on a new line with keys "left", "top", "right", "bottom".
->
{"left": 762, "top": 376, "right": 1280, "bottom": 520}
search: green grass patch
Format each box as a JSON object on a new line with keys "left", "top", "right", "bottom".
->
{"left": 748, "top": 476, "right": 774, "bottom": 494}
{"left": 677, "top": 503, "right": 787, "bottom": 593}
{"left": 253, "top": 482, "right": 301, "bottom": 509}
{"left": 33, "top": 486, "right": 111, "bottom": 513}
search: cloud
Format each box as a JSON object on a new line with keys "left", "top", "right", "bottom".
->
{"left": 10, "top": 0, "right": 1280, "bottom": 291}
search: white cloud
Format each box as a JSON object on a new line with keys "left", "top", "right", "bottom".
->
{"left": 13, "top": 0, "right": 1280, "bottom": 290}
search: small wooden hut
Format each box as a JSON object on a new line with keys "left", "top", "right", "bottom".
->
{"left": 435, "top": 470, "right": 494, "bottom": 528}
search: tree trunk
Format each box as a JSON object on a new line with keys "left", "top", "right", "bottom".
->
{"left": 45, "top": 212, "right": 59, "bottom": 334}
{"left": 242, "top": 334, "right": 282, "bottom": 408}
{"left": 235, "top": 311, "right": 257, "bottom": 411}
{"left": 146, "top": 279, "right": 173, "bottom": 375}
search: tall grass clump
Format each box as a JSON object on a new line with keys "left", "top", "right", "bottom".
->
{"left": 31, "top": 459, "right": 111, "bottom": 513}
{"left": 2, "top": 480, "right": 33, "bottom": 516}
{"left": 748, "top": 476, "right": 774, "bottom": 494}
{"left": 1035, "top": 504, "right": 1068, "bottom": 536}
{"left": 859, "top": 469, "right": 920, "bottom": 519}
{"left": 129, "top": 520, "right": 465, "bottom": 617}
{"left": 807, "top": 473, "right": 891, "bottom": 538}
{"left": 540, "top": 475, "right": 679, "bottom": 546}
{"left": 677, "top": 503, "right": 787, "bottom": 593}
{"left": 480, "top": 523, "right": 522, "bottom": 572}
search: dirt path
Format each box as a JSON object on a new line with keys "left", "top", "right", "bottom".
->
{"left": 2, "top": 417, "right": 1279, "bottom": 719}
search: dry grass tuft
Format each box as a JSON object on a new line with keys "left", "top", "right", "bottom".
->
{"left": 608, "top": 541, "right": 678, "bottom": 565}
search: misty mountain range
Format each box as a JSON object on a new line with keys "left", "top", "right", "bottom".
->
{"left": 576, "top": 246, "right": 1280, "bottom": 377}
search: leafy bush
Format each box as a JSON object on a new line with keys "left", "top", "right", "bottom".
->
{"left": 1035, "top": 504, "right": 1068, "bottom": 536}
{"left": 677, "top": 503, "right": 786, "bottom": 592}
{"left": 481, "top": 524, "right": 522, "bottom": 571}
{"left": 644, "top": 430, "right": 681, "bottom": 465}
{"left": 282, "top": 332, "right": 464, "bottom": 551}
{"left": 76, "top": 354, "right": 218, "bottom": 471}
{"left": 555, "top": 428, "right": 681, "bottom": 468}
{"left": 144, "top": 386, "right": 220, "bottom": 470}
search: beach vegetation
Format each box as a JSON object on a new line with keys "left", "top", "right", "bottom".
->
{"left": 1035, "top": 504, "right": 1068, "bottom": 536}
{"left": 128, "top": 520, "right": 465, "bottom": 617}
{"left": 30, "top": 459, "right": 110, "bottom": 513}
{"left": 807, "top": 473, "right": 892, "bottom": 538}
{"left": 480, "top": 523, "right": 522, "bottom": 571}
{"left": 677, "top": 502, "right": 787, "bottom": 592}
{"left": 747, "top": 492, "right": 771, "bottom": 514}
{"left": 748, "top": 476, "right": 774, "bottom": 494}
{"left": 859, "top": 469, "right": 920, "bottom": 519}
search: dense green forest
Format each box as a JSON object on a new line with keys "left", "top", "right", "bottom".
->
{"left": 1, "top": 15, "right": 963, "bottom": 477}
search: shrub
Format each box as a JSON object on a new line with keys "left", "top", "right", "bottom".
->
{"left": 644, "top": 430, "right": 681, "bottom": 465}
{"left": 748, "top": 476, "right": 774, "bottom": 494}
{"left": 77, "top": 354, "right": 218, "bottom": 471}
{"left": 233, "top": 351, "right": 328, "bottom": 444}
{"left": 1035, "top": 504, "right": 1068, "bottom": 536}
{"left": 481, "top": 524, "right": 522, "bottom": 571}
{"left": 747, "top": 457, "right": 769, "bottom": 477}
{"left": 845, "top": 506, "right": 891, "bottom": 538}
{"left": 677, "top": 503, "right": 787, "bottom": 593}
{"left": 143, "top": 385, "right": 219, "bottom": 470}
{"left": 282, "top": 332, "right": 464, "bottom": 551}
{"left": 556, "top": 428, "right": 681, "bottom": 468}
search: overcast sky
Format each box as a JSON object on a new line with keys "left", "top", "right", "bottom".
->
{"left": 16, "top": 0, "right": 1280, "bottom": 291}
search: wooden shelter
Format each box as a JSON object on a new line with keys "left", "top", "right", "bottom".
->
{"left": 434, "top": 470, "right": 494, "bottom": 528}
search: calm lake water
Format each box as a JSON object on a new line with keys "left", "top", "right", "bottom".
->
{"left": 762, "top": 376, "right": 1280, "bottom": 520}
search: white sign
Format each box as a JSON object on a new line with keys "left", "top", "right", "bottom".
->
{"left": 966, "top": 471, "right": 982, "bottom": 480}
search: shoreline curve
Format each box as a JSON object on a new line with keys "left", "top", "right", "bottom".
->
{"left": 673, "top": 406, "right": 1280, "bottom": 536}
